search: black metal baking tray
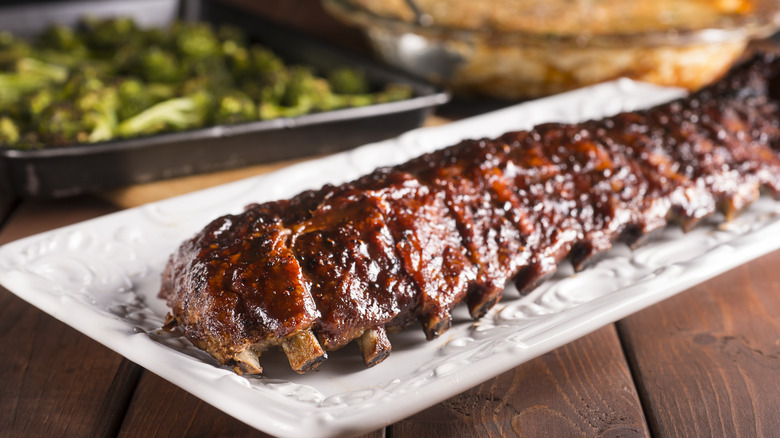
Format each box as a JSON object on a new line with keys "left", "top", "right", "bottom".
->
{"left": 0, "top": 0, "right": 449, "bottom": 198}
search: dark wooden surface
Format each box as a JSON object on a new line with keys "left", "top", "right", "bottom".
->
{"left": 618, "top": 250, "right": 780, "bottom": 438}
{"left": 394, "top": 325, "right": 649, "bottom": 437}
{"left": 2, "top": 2, "right": 780, "bottom": 437}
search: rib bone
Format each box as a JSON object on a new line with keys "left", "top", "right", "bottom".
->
{"left": 233, "top": 348, "right": 263, "bottom": 375}
{"left": 281, "top": 330, "right": 327, "bottom": 374}
{"left": 357, "top": 326, "right": 391, "bottom": 367}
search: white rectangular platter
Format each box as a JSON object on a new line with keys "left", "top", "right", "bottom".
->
{"left": 2, "top": 79, "right": 780, "bottom": 438}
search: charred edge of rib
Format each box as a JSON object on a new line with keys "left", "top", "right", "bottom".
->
{"left": 232, "top": 348, "right": 263, "bottom": 375}
{"left": 281, "top": 330, "right": 327, "bottom": 374}
{"left": 422, "top": 313, "right": 451, "bottom": 340}
{"left": 466, "top": 285, "right": 502, "bottom": 319}
{"left": 357, "top": 326, "right": 392, "bottom": 367}
{"left": 514, "top": 263, "right": 557, "bottom": 296}
{"left": 569, "top": 241, "right": 611, "bottom": 273}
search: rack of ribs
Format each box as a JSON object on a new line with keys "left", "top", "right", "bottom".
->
{"left": 159, "top": 54, "right": 780, "bottom": 375}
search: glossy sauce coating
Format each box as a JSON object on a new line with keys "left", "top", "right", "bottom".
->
{"left": 160, "top": 54, "right": 780, "bottom": 374}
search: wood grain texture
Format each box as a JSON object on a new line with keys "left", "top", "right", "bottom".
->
{"left": 618, "top": 249, "right": 780, "bottom": 438}
{"left": 0, "top": 197, "right": 118, "bottom": 245}
{"left": 0, "top": 197, "right": 141, "bottom": 437}
{"left": 0, "top": 291, "right": 142, "bottom": 437}
{"left": 392, "top": 325, "right": 650, "bottom": 437}
{"left": 117, "top": 371, "right": 385, "bottom": 438}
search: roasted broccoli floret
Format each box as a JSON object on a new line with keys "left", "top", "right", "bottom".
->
{"left": 328, "top": 68, "right": 413, "bottom": 107}
{"left": 259, "top": 66, "right": 328, "bottom": 120}
{"left": 223, "top": 43, "right": 250, "bottom": 77}
{"left": 60, "top": 70, "right": 106, "bottom": 103}
{"left": 14, "top": 57, "right": 69, "bottom": 82}
{"left": 214, "top": 90, "right": 256, "bottom": 125}
{"left": 77, "top": 85, "right": 119, "bottom": 143}
{"left": 35, "top": 102, "right": 90, "bottom": 146}
{"left": 187, "top": 55, "right": 235, "bottom": 93}
{"left": 0, "top": 115, "right": 20, "bottom": 146}
{"left": 81, "top": 16, "right": 140, "bottom": 52}
{"left": 280, "top": 66, "right": 317, "bottom": 108}
{"left": 260, "top": 65, "right": 391, "bottom": 119}
{"left": 0, "top": 31, "right": 31, "bottom": 67}
{"left": 257, "top": 67, "right": 316, "bottom": 119}
{"left": 28, "top": 86, "right": 117, "bottom": 147}
{"left": 27, "top": 87, "right": 56, "bottom": 118}
{"left": 251, "top": 47, "right": 286, "bottom": 79}
{"left": 172, "top": 22, "right": 220, "bottom": 60}
{"left": 116, "top": 90, "right": 212, "bottom": 137}
{"left": 116, "top": 77, "right": 170, "bottom": 120}
{"left": 133, "top": 46, "right": 183, "bottom": 83}
{"left": 328, "top": 68, "right": 370, "bottom": 95}
{"left": 37, "top": 24, "right": 87, "bottom": 55}
{"left": 0, "top": 68, "right": 63, "bottom": 112}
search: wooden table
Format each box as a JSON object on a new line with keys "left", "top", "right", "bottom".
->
{"left": 2, "top": 3, "right": 780, "bottom": 437}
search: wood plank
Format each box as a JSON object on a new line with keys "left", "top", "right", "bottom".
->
{"left": 392, "top": 325, "right": 650, "bottom": 437}
{"left": 117, "top": 371, "right": 385, "bottom": 438}
{"left": 617, "top": 249, "right": 780, "bottom": 438}
{"left": 0, "top": 197, "right": 117, "bottom": 244}
{"left": 0, "top": 197, "right": 142, "bottom": 437}
{"left": 0, "top": 291, "right": 142, "bottom": 437}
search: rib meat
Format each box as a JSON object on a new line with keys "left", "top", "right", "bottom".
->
{"left": 159, "top": 54, "right": 780, "bottom": 374}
